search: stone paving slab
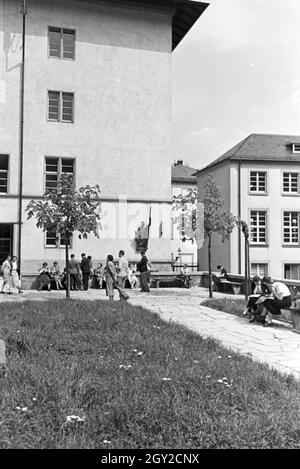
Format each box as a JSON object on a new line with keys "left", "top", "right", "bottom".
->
{"left": 0, "top": 286, "right": 300, "bottom": 379}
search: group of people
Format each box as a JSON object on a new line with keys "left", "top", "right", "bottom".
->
{"left": 242, "top": 276, "right": 292, "bottom": 326}
{"left": 0, "top": 255, "right": 23, "bottom": 295}
{"left": 35, "top": 249, "right": 152, "bottom": 301}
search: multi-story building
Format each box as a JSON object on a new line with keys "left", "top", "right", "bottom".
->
{"left": 195, "top": 133, "right": 300, "bottom": 280}
{"left": 171, "top": 159, "right": 198, "bottom": 269}
{"left": 0, "top": 0, "right": 208, "bottom": 274}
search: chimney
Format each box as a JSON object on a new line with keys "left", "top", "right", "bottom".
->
{"left": 176, "top": 160, "right": 183, "bottom": 166}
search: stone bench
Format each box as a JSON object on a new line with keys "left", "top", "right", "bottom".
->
{"left": 218, "top": 279, "right": 242, "bottom": 295}
{"left": 287, "top": 307, "right": 300, "bottom": 334}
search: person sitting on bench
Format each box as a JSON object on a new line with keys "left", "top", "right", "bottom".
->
{"left": 242, "top": 276, "right": 271, "bottom": 321}
{"left": 258, "top": 278, "right": 292, "bottom": 327}
{"left": 212, "top": 265, "right": 228, "bottom": 290}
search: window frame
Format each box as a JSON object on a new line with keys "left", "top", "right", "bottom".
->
{"left": 47, "top": 90, "right": 74, "bottom": 123}
{"left": 282, "top": 171, "right": 300, "bottom": 195}
{"left": 44, "top": 156, "right": 76, "bottom": 193}
{"left": 250, "top": 262, "right": 269, "bottom": 278}
{"left": 283, "top": 263, "right": 300, "bottom": 280}
{"left": 45, "top": 229, "right": 72, "bottom": 249}
{"left": 249, "top": 170, "right": 268, "bottom": 195}
{"left": 282, "top": 210, "right": 300, "bottom": 246}
{"left": 249, "top": 209, "right": 268, "bottom": 246}
{"left": 48, "top": 26, "right": 76, "bottom": 60}
{"left": 0, "top": 154, "right": 9, "bottom": 195}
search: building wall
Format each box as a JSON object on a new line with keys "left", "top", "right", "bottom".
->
{"left": 196, "top": 164, "right": 231, "bottom": 272}
{"left": 0, "top": 0, "right": 174, "bottom": 270}
{"left": 197, "top": 160, "right": 300, "bottom": 279}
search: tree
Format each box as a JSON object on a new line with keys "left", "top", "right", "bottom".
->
{"left": 26, "top": 174, "right": 101, "bottom": 298}
{"left": 203, "top": 175, "right": 236, "bottom": 297}
{"left": 172, "top": 188, "right": 198, "bottom": 244}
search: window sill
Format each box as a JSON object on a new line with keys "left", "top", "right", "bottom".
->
{"left": 281, "top": 193, "right": 300, "bottom": 197}
{"left": 248, "top": 192, "right": 268, "bottom": 196}
{"left": 282, "top": 244, "right": 300, "bottom": 248}
{"left": 249, "top": 244, "right": 269, "bottom": 248}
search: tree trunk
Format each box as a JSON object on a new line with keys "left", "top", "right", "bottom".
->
{"left": 65, "top": 235, "right": 70, "bottom": 299}
{"left": 208, "top": 234, "right": 213, "bottom": 298}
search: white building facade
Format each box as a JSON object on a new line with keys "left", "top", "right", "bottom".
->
{"left": 0, "top": 0, "right": 208, "bottom": 274}
{"left": 195, "top": 134, "right": 300, "bottom": 280}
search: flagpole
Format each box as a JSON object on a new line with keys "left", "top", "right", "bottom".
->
{"left": 17, "top": 0, "right": 27, "bottom": 273}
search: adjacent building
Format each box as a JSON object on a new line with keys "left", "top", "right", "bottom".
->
{"left": 171, "top": 159, "right": 198, "bottom": 269}
{"left": 195, "top": 133, "right": 300, "bottom": 280}
{"left": 0, "top": 0, "right": 208, "bottom": 274}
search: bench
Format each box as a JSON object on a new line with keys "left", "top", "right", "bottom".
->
{"left": 288, "top": 306, "right": 300, "bottom": 334}
{"left": 218, "top": 279, "right": 242, "bottom": 295}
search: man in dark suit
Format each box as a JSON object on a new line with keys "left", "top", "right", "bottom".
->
{"left": 80, "top": 253, "right": 90, "bottom": 290}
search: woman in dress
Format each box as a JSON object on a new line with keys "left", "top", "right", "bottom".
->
{"left": 37, "top": 262, "right": 51, "bottom": 291}
{"left": 0, "top": 255, "right": 12, "bottom": 295}
{"left": 11, "top": 256, "right": 23, "bottom": 293}
{"left": 50, "top": 261, "right": 63, "bottom": 290}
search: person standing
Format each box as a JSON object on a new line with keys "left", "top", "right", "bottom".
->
{"left": 117, "top": 250, "right": 129, "bottom": 289}
{"left": 80, "top": 253, "right": 90, "bottom": 291}
{"left": 137, "top": 250, "right": 150, "bottom": 292}
{"left": 0, "top": 255, "right": 12, "bottom": 295}
{"left": 69, "top": 254, "right": 81, "bottom": 290}
{"left": 87, "top": 255, "right": 93, "bottom": 288}
{"left": 105, "top": 254, "right": 129, "bottom": 302}
{"left": 11, "top": 256, "right": 23, "bottom": 293}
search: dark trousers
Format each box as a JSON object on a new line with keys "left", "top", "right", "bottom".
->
{"left": 140, "top": 271, "right": 150, "bottom": 292}
{"left": 82, "top": 272, "right": 90, "bottom": 290}
{"left": 263, "top": 295, "right": 292, "bottom": 316}
{"left": 70, "top": 274, "right": 80, "bottom": 290}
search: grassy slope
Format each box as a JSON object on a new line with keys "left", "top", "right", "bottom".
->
{"left": 0, "top": 299, "right": 299, "bottom": 449}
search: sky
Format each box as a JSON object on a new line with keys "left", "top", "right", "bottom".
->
{"left": 172, "top": 0, "right": 300, "bottom": 171}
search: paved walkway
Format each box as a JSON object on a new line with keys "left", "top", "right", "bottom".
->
{"left": 1, "top": 287, "right": 300, "bottom": 379}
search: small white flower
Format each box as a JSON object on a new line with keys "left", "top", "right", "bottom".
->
{"left": 228, "top": 355, "right": 232, "bottom": 358}
{"left": 137, "top": 352, "right": 143, "bottom": 356}
{"left": 103, "top": 440, "right": 111, "bottom": 444}
{"left": 22, "top": 407, "right": 28, "bottom": 412}
{"left": 17, "top": 331, "right": 20, "bottom": 333}
{"left": 205, "top": 375, "right": 211, "bottom": 378}
{"left": 66, "top": 415, "right": 85, "bottom": 423}
{"left": 32, "top": 398, "right": 37, "bottom": 401}
{"left": 119, "top": 364, "right": 124, "bottom": 368}
{"left": 218, "top": 356, "right": 222, "bottom": 359}
{"left": 174, "top": 357, "right": 178, "bottom": 361}
{"left": 193, "top": 360, "right": 199, "bottom": 364}
{"left": 16, "top": 406, "right": 21, "bottom": 410}
{"left": 162, "top": 377, "right": 171, "bottom": 381}
{"left": 222, "top": 377, "right": 228, "bottom": 381}
{"left": 132, "top": 349, "right": 138, "bottom": 353}
{"left": 217, "top": 379, "right": 223, "bottom": 384}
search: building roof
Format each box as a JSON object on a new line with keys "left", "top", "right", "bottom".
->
{"left": 194, "top": 133, "right": 300, "bottom": 175}
{"left": 76, "top": 0, "right": 209, "bottom": 50}
{"left": 172, "top": 163, "right": 198, "bottom": 184}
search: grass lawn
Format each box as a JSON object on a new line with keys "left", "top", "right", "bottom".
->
{"left": 201, "top": 297, "right": 292, "bottom": 323}
{"left": 0, "top": 299, "right": 300, "bottom": 449}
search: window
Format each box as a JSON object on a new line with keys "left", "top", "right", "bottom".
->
{"left": 250, "top": 210, "right": 267, "bottom": 244}
{"left": 284, "top": 264, "right": 300, "bottom": 280}
{"left": 48, "top": 91, "right": 74, "bottom": 122}
{"left": 48, "top": 27, "right": 75, "bottom": 59}
{"left": 0, "top": 155, "right": 8, "bottom": 193}
{"left": 45, "top": 157, "right": 75, "bottom": 191}
{"left": 249, "top": 171, "right": 267, "bottom": 193}
{"left": 292, "top": 143, "right": 300, "bottom": 153}
{"left": 251, "top": 263, "right": 268, "bottom": 278}
{"left": 45, "top": 229, "right": 71, "bottom": 248}
{"left": 283, "top": 172, "right": 299, "bottom": 193}
{"left": 283, "top": 211, "right": 299, "bottom": 244}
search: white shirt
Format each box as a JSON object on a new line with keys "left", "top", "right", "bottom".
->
{"left": 272, "top": 282, "right": 291, "bottom": 300}
{"left": 118, "top": 257, "right": 129, "bottom": 278}
{"left": 12, "top": 261, "right": 18, "bottom": 270}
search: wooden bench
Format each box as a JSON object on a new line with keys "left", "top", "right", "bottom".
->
{"left": 218, "top": 279, "right": 242, "bottom": 295}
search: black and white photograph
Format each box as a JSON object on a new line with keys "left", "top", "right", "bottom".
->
{"left": 0, "top": 0, "right": 300, "bottom": 453}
